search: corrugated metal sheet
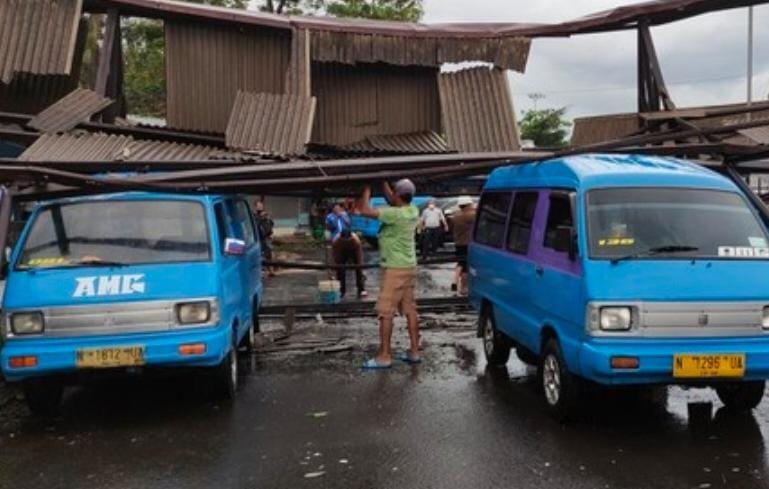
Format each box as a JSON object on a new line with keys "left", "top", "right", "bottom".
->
{"left": 28, "top": 89, "right": 113, "bottom": 133}
{"left": 311, "top": 62, "right": 440, "bottom": 146}
{"left": 286, "top": 28, "right": 311, "bottom": 98}
{"left": 165, "top": 20, "right": 291, "bottom": 134}
{"left": 19, "top": 132, "right": 230, "bottom": 161}
{"left": 570, "top": 114, "right": 641, "bottom": 146}
{"left": 0, "top": 73, "right": 78, "bottom": 114}
{"left": 0, "top": 0, "right": 83, "bottom": 83}
{"left": 225, "top": 91, "right": 316, "bottom": 155}
{"left": 438, "top": 67, "right": 520, "bottom": 153}
{"left": 365, "top": 131, "right": 450, "bottom": 154}
{"left": 19, "top": 132, "right": 131, "bottom": 161}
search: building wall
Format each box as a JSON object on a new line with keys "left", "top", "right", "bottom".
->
{"left": 310, "top": 62, "right": 441, "bottom": 146}
{"left": 165, "top": 21, "right": 291, "bottom": 133}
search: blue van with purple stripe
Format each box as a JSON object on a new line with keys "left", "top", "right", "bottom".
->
{"left": 469, "top": 154, "right": 769, "bottom": 419}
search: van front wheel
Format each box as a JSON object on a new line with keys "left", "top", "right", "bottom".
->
{"left": 213, "top": 347, "right": 238, "bottom": 400}
{"left": 480, "top": 305, "right": 510, "bottom": 367}
{"left": 539, "top": 338, "right": 581, "bottom": 421}
{"left": 716, "top": 381, "right": 765, "bottom": 411}
{"left": 23, "top": 377, "right": 64, "bottom": 416}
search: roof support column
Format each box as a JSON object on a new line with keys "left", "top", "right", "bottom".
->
{"left": 94, "top": 9, "right": 125, "bottom": 122}
{"left": 637, "top": 22, "right": 675, "bottom": 113}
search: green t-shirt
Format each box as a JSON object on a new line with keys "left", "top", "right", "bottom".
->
{"left": 378, "top": 205, "right": 419, "bottom": 268}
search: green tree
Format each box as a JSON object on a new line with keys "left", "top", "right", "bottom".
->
{"left": 519, "top": 107, "right": 572, "bottom": 148}
{"left": 123, "top": 19, "right": 165, "bottom": 118}
{"left": 324, "top": 0, "right": 423, "bottom": 21}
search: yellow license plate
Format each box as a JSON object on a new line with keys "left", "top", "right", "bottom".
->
{"left": 76, "top": 346, "right": 145, "bottom": 369}
{"left": 673, "top": 354, "right": 745, "bottom": 378}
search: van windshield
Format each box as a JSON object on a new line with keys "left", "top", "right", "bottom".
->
{"left": 587, "top": 188, "right": 769, "bottom": 260}
{"left": 17, "top": 200, "right": 211, "bottom": 269}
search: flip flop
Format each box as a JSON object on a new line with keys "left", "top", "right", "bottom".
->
{"left": 399, "top": 352, "right": 422, "bottom": 364}
{"left": 361, "top": 358, "right": 392, "bottom": 370}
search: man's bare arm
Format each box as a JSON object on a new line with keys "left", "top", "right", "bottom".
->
{"left": 382, "top": 181, "right": 396, "bottom": 206}
{"left": 356, "top": 185, "right": 380, "bottom": 219}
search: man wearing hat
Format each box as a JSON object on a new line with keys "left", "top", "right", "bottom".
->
{"left": 451, "top": 196, "right": 476, "bottom": 295}
{"left": 356, "top": 179, "right": 421, "bottom": 369}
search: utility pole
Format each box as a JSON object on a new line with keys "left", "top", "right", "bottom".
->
{"left": 748, "top": 6, "right": 754, "bottom": 106}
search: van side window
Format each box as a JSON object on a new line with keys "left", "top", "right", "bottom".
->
{"left": 235, "top": 201, "right": 256, "bottom": 246}
{"left": 214, "top": 203, "right": 228, "bottom": 251}
{"left": 544, "top": 193, "right": 574, "bottom": 250}
{"left": 506, "top": 192, "right": 539, "bottom": 254}
{"left": 475, "top": 192, "right": 512, "bottom": 248}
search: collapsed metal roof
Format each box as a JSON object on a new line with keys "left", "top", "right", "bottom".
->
{"left": 84, "top": 0, "right": 532, "bottom": 72}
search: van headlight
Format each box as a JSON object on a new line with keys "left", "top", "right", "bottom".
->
{"left": 176, "top": 302, "right": 212, "bottom": 325}
{"left": 10, "top": 312, "right": 44, "bottom": 335}
{"left": 599, "top": 307, "right": 633, "bottom": 331}
{"left": 762, "top": 306, "right": 769, "bottom": 329}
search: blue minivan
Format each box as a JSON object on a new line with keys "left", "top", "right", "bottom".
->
{"left": 1, "top": 192, "right": 262, "bottom": 414}
{"left": 470, "top": 154, "right": 769, "bottom": 418}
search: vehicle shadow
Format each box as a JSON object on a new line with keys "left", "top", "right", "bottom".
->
{"left": 476, "top": 364, "right": 769, "bottom": 488}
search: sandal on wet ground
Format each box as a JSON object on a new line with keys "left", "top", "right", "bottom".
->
{"left": 399, "top": 352, "right": 422, "bottom": 364}
{"left": 361, "top": 358, "right": 392, "bottom": 370}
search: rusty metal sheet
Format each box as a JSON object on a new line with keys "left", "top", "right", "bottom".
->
{"left": 311, "top": 62, "right": 440, "bottom": 147}
{"left": 165, "top": 20, "right": 291, "bottom": 133}
{"left": 0, "top": 0, "right": 83, "bottom": 83}
{"left": 225, "top": 91, "right": 316, "bottom": 155}
{"left": 570, "top": 114, "right": 642, "bottom": 147}
{"left": 19, "top": 132, "right": 230, "bottom": 161}
{"left": 28, "top": 89, "right": 113, "bottom": 133}
{"left": 438, "top": 67, "right": 520, "bottom": 153}
{"left": 286, "top": 28, "right": 311, "bottom": 98}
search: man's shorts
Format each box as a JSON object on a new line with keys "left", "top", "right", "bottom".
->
{"left": 376, "top": 267, "right": 418, "bottom": 319}
{"left": 455, "top": 245, "right": 468, "bottom": 272}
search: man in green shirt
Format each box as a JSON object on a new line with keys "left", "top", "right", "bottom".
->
{"left": 357, "top": 179, "right": 421, "bottom": 369}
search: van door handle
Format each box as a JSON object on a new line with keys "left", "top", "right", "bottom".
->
{"left": 535, "top": 265, "right": 544, "bottom": 276}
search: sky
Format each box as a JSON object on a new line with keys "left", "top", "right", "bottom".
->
{"left": 422, "top": 0, "right": 769, "bottom": 121}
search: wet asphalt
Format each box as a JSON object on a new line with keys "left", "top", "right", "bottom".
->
{"left": 1, "top": 255, "right": 769, "bottom": 489}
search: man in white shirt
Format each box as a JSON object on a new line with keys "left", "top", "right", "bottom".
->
{"left": 420, "top": 199, "right": 448, "bottom": 258}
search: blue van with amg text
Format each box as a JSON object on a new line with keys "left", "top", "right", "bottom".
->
{"left": 1, "top": 192, "right": 262, "bottom": 414}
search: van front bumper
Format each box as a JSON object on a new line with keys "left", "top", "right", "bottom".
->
{"left": 0, "top": 327, "right": 231, "bottom": 382}
{"left": 580, "top": 336, "right": 769, "bottom": 385}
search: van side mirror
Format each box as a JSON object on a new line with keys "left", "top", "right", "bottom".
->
{"left": 553, "top": 226, "right": 577, "bottom": 260}
{"left": 224, "top": 238, "right": 246, "bottom": 256}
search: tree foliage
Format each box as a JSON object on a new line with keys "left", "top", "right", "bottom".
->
{"left": 519, "top": 107, "right": 572, "bottom": 148}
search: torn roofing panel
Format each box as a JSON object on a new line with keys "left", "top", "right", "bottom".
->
{"left": 19, "top": 132, "right": 231, "bottom": 161}
{"left": 438, "top": 67, "right": 520, "bottom": 153}
{"left": 309, "top": 31, "right": 530, "bottom": 72}
{"left": 570, "top": 114, "right": 642, "bottom": 147}
{"left": 0, "top": 0, "right": 83, "bottom": 83}
{"left": 165, "top": 20, "right": 291, "bottom": 133}
{"left": 28, "top": 89, "right": 113, "bottom": 133}
{"left": 225, "top": 91, "right": 317, "bottom": 156}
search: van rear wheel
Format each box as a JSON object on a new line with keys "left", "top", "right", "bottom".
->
{"left": 716, "top": 381, "right": 765, "bottom": 411}
{"left": 539, "top": 338, "right": 581, "bottom": 421}
{"left": 480, "top": 305, "right": 510, "bottom": 367}
{"left": 23, "top": 377, "right": 64, "bottom": 417}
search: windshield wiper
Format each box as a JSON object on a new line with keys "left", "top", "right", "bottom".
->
{"left": 611, "top": 245, "right": 700, "bottom": 264}
{"left": 70, "top": 259, "right": 128, "bottom": 267}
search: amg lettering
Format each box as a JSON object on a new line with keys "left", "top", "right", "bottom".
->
{"left": 73, "top": 275, "right": 146, "bottom": 298}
